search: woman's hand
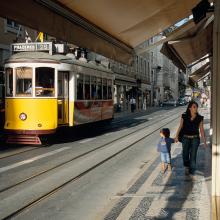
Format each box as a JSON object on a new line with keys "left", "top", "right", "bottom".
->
{"left": 174, "top": 137, "right": 179, "bottom": 143}
{"left": 202, "top": 142, "right": 208, "bottom": 148}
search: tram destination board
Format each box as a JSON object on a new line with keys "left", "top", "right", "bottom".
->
{"left": 11, "top": 42, "right": 54, "bottom": 54}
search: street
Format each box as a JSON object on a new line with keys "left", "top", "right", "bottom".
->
{"left": 0, "top": 107, "right": 211, "bottom": 220}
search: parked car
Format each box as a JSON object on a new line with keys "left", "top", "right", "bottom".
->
{"left": 177, "top": 97, "right": 187, "bottom": 106}
{"left": 160, "top": 99, "right": 177, "bottom": 107}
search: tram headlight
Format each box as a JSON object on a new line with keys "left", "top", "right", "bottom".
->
{"left": 19, "top": 113, "right": 27, "bottom": 121}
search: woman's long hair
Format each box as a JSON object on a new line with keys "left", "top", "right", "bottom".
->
{"left": 186, "top": 101, "right": 199, "bottom": 117}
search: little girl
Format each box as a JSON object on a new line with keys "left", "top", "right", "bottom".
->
{"left": 157, "top": 128, "right": 175, "bottom": 173}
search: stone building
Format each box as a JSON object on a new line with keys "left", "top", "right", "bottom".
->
{"left": 148, "top": 34, "right": 184, "bottom": 105}
{"left": 0, "top": 18, "right": 38, "bottom": 70}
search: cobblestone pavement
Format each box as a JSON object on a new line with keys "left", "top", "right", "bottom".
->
{"left": 99, "top": 108, "right": 211, "bottom": 220}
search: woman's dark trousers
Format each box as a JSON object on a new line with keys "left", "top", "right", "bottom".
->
{"left": 182, "top": 137, "right": 200, "bottom": 175}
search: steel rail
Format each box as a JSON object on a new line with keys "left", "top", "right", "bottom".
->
{"left": 2, "top": 114, "right": 180, "bottom": 220}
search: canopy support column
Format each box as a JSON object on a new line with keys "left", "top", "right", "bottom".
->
{"left": 212, "top": 0, "right": 220, "bottom": 219}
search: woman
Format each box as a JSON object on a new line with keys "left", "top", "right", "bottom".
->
{"left": 175, "top": 101, "right": 207, "bottom": 177}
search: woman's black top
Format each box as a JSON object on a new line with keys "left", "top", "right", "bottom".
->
{"left": 181, "top": 113, "right": 204, "bottom": 136}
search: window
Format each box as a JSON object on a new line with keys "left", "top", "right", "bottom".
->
{"left": 6, "top": 68, "right": 13, "bottom": 97}
{"left": 151, "top": 52, "right": 154, "bottom": 63}
{"left": 140, "top": 58, "right": 143, "bottom": 73}
{"left": 0, "top": 71, "right": 4, "bottom": 99}
{"left": 136, "top": 56, "right": 138, "bottom": 73}
{"left": 107, "top": 79, "right": 112, "bottom": 99}
{"left": 97, "top": 77, "right": 102, "bottom": 100}
{"left": 5, "top": 19, "right": 23, "bottom": 35}
{"left": 147, "top": 62, "right": 150, "bottom": 81}
{"left": 103, "top": 78, "right": 107, "bottom": 100}
{"left": 15, "top": 67, "right": 32, "bottom": 96}
{"left": 0, "top": 71, "right": 4, "bottom": 85}
{"left": 7, "top": 19, "right": 19, "bottom": 29}
{"left": 35, "top": 67, "right": 55, "bottom": 97}
{"left": 144, "top": 60, "right": 146, "bottom": 75}
{"left": 91, "top": 76, "right": 97, "bottom": 99}
{"left": 84, "top": 75, "right": 90, "bottom": 100}
{"left": 77, "top": 74, "right": 84, "bottom": 100}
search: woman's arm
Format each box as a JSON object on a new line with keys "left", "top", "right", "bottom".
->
{"left": 175, "top": 118, "right": 183, "bottom": 142}
{"left": 199, "top": 121, "right": 208, "bottom": 147}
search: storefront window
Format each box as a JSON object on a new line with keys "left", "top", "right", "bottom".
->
{"left": 35, "top": 67, "right": 55, "bottom": 97}
{"left": 77, "top": 74, "right": 84, "bottom": 100}
{"left": 15, "top": 67, "right": 32, "bottom": 96}
{"left": 6, "top": 68, "right": 13, "bottom": 97}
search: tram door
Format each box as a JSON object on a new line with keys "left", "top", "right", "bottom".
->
{"left": 58, "top": 72, "right": 69, "bottom": 124}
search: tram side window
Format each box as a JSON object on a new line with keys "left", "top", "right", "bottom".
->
{"left": 108, "top": 79, "right": 112, "bottom": 99}
{"left": 6, "top": 68, "right": 13, "bottom": 97}
{"left": 35, "top": 67, "right": 55, "bottom": 97}
{"left": 91, "top": 76, "right": 97, "bottom": 99}
{"left": 84, "top": 75, "right": 90, "bottom": 100}
{"left": 97, "top": 77, "right": 102, "bottom": 100}
{"left": 15, "top": 67, "right": 32, "bottom": 96}
{"left": 103, "top": 78, "right": 107, "bottom": 100}
{"left": 77, "top": 74, "right": 84, "bottom": 100}
{"left": 0, "top": 70, "right": 5, "bottom": 100}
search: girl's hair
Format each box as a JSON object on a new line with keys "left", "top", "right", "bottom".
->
{"left": 186, "top": 101, "right": 199, "bottom": 117}
{"left": 160, "top": 128, "right": 170, "bottom": 138}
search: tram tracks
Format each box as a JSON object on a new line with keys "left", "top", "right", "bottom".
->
{"left": 0, "top": 108, "right": 173, "bottom": 160}
{"left": 1, "top": 111, "right": 181, "bottom": 220}
{"left": 0, "top": 109, "right": 178, "bottom": 194}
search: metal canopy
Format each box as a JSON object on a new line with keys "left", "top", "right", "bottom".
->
{"left": 190, "top": 62, "right": 211, "bottom": 82}
{"left": 161, "top": 16, "right": 213, "bottom": 70}
{"left": 0, "top": 0, "right": 200, "bottom": 64}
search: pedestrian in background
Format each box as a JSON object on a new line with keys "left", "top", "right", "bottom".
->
{"left": 175, "top": 101, "right": 207, "bottom": 179}
{"left": 130, "top": 97, "right": 136, "bottom": 112}
{"left": 157, "top": 128, "right": 175, "bottom": 173}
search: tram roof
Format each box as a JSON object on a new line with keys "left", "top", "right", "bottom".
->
{"left": 5, "top": 52, "right": 113, "bottom": 74}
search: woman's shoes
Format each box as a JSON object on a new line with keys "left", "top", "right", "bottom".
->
{"left": 185, "top": 167, "right": 190, "bottom": 175}
{"left": 189, "top": 174, "right": 196, "bottom": 181}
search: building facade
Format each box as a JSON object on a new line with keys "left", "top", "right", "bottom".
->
{"left": 0, "top": 17, "right": 185, "bottom": 113}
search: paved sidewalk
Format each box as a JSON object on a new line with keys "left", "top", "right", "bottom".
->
{"left": 99, "top": 108, "right": 211, "bottom": 220}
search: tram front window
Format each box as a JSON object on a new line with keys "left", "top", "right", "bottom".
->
{"left": 6, "top": 68, "right": 13, "bottom": 97}
{"left": 15, "top": 67, "right": 32, "bottom": 96}
{"left": 35, "top": 67, "right": 55, "bottom": 97}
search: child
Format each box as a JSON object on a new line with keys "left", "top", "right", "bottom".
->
{"left": 157, "top": 128, "right": 175, "bottom": 173}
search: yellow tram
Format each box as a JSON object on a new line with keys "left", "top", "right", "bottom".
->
{"left": 0, "top": 69, "right": 5, "bottom": 128}
{"left": 4, "top": 42, "right": 114, "bottom": 144}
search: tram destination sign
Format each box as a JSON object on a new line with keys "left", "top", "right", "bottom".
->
{"left": 11, "top": 42, "right": 54, "bottom": 54}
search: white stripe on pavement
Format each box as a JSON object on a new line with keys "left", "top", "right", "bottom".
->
{"left": 0, "top": 147, "right": 71, "bottom": 173}
{"left": 79, "top": 137, "right": 96, "bottom": 143}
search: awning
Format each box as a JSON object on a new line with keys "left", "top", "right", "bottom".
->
{"left": 161, "top": 16, "right": 213, "bottom": 69}
{"left": 190, "top": 62, "right": 211, "bottom": 82}
{"left": 160, "top": 43, "right": 187, "bottom": 71}
{"left": 114, "top": 73, "right": 137, "bottom": 86}
{"left": 0, "top": 0, "right": 200, "bottom": 65}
